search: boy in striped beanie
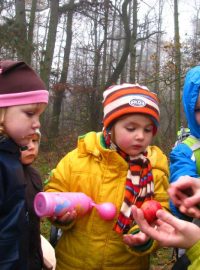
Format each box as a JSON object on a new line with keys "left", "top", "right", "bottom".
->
{"left": 102, "top": 84, "right": 166, "bottom": 233}
{"left": 44, "top": 83, "right": 169, "bottom": 270}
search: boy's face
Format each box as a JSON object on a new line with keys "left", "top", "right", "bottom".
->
{"left": 20, "top": 133, "right": 40, "bottom": 165}
{"left": 111, "top": 114, "right": 154, "bottom": 156}
{"left": 195, "top": 98, "right": 200, "bottom": 125}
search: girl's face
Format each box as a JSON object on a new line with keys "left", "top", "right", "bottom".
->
{"left": 111, "top": 114, "right": 154, "bottom": 156}
{"left": 20, "top": 133, "right": 40, "bottom": 165}
{"left": 4, "top": 103, "right": 46, "bottom": 147}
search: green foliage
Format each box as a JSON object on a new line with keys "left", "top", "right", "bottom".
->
{"left": 41, "top": 218, "right": 51, "bottom": 240}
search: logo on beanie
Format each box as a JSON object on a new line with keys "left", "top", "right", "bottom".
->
{"left": 129, "top": 98, "right": 146, "bottom": 107}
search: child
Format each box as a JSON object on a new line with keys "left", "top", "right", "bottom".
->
{"left": 45, "top": 83, "right": 169, "bottom": 270}
{"left": 20, "top": 130, "right": 43, "bottom": 270}
{"left": 170, "top": 65, "right": 200, "bottom": 220}
{"left": 0, "top": 60, "right": 49, "bottom": 269}
{"left": 20, "top": 130, "right": 56, "bottom": 270}
{"left": 131, "top": 175, "right": 200, "bottom": 270}
{"left": 169, "top": 66, "right": 200, "bottom": 268}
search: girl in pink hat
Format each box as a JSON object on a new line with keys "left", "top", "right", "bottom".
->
{"left": 0, "top": 60, "right": 48, "bottom": 270}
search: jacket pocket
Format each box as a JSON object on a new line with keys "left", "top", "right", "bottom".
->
{"left": 0, "top": 238, "right": 19, "bottom": 263}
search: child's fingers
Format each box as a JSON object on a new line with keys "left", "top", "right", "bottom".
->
{"left": 123, "top": 230, "right": 150, "bottom": 246}
{"left": 49, "top": 216, "right": 57, "bottom": 222}
{"left": 57, "top": 212, "right": 70, "bottom": 222}
{"left": 58, "top": 210, "right": 77, "bottom": 222}
{"left": 52, "top": 210, "right": 77, "bottom": 224}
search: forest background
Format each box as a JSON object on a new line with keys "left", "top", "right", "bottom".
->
{"left": 1, "top": 0, "right": 200, "bottom": 269}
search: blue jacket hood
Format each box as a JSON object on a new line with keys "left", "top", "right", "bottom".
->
{"left": 183, "top": 66, "right": 200, "bottom": 138}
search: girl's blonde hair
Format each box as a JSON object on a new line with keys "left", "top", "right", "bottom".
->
{"left": 0, "top": 108, "right": 6, "bottom": 135}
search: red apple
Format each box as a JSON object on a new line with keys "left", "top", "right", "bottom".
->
{"left": 141, "top": 200, "right": 162, "bottom": 224}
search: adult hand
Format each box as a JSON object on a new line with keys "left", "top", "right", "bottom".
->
{"left": 131, "top": 205, "right": 200, "bottom": 249}
{"left": 168, "top": 176, "right": 200, "bottom": 218}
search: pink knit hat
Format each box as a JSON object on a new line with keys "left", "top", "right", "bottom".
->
{"left": 0, "top": 60, "right": 49, "bottom": 107}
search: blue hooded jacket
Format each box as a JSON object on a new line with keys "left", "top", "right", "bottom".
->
{"left": 170, "top": 66, "right": 200, "bottom": 220}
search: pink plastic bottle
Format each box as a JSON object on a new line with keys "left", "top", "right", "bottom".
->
{"left": 34, "top": 192, "right": 93, "bottom": 217}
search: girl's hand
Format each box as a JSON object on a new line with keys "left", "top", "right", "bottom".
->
{"left": 123, "top": 230, "right": 150, "bottom": 247}
{"left": 131, "top": 205, "right": 200, "bottom": 249}
{"left": 168, "top": 176, "right": 200, "bottom": 218}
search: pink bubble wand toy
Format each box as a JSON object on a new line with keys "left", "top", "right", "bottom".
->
{"left": 34, "top": 192, "right": 116, "bottom": 221}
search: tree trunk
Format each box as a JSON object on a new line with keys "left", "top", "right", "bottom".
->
{"left": 92, "top": 12, "right": 101, "bottom": 88}
{"left": 101, "top": 0, "right": 109, "bottom": 87}
{"left": 40, "top": 0, "right": 59, "bottom": 88}
{"left": 174, "top": 0, "right": 181, "bottom": 133}
{"left": 129, "top": 0, "right": 137, "bottom": 83}
{"left": 27, "top": 0, "right": 37, "bottom": 64}
{"left": 49, "top": 0, "right": 75, "bottom": 137}
{"left": 108, "top": 0, "right": 117, "bottom": 80}
{"left": 105, "top": 0, "right": 131, "bottom": 88}
{"left": 154, "top": 0, "right": 163, "bottom": 94}
{"left": 15, "top": 0, "right": 29, "bottom": 61}
{"left": 90, "top": 13, "right": 102, "bottom": 131}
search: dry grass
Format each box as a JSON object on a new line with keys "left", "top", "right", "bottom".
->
{"left": 150, "top": 247, "right": 175, "bottom": 269}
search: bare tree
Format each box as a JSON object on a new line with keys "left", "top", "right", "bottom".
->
{"left": 129, "top": 0, "right": 137, "bottom": 83}
{"left": 174, "top": 0, "right": 181, "bottom": 132}
{"left": 49, "top": 0, "right": 75, "bottom": 137}
{"left": 105, "top": 0, "right": 131, "bottom": 88}
{"left": 15, "top": 0, "right": 29, "bottom": 61}
{"left": 27, "top": 0, "right": 37, "bottom": 64}
{"left": 153, "top": 0, "right": 164, "bottom": 93}
{"left": 40, "top": 0, "right": 59, "bottom": 88}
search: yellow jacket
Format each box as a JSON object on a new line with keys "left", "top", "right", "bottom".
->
{"left": 45, "top": 132, "right": 169, "bottom": 270}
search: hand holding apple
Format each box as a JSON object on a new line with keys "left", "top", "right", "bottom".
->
{"left": 131, "top": 205, "right": 200, "bottom": 249}
{"left": 141, "top": 200, "right": 162, "bottom": 224}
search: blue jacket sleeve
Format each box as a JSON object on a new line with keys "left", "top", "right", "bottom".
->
{"left": 169, "top": 143, "right": 198, "bottom": 220}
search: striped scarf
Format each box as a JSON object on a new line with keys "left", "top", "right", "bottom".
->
{"left": 103, "top": 129, "right": 154, "bottom": 234}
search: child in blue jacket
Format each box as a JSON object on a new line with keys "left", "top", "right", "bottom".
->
{"left": 170, "top": 66, "right": 200, "bottom": 219}
{"left": 170, "top": 66, "right": 200, "bottom": 268}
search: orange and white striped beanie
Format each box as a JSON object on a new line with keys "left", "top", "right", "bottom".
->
{"left": 103, "top": 83, "right": 160, "bottom": 134}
